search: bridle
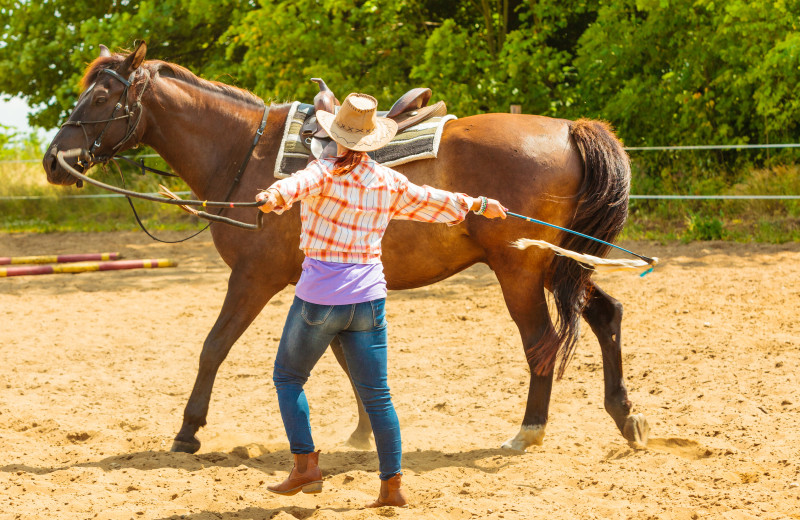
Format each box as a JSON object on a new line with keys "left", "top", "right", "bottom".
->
{"left": 60, "top": 67, "right": 150, "bottom": 166}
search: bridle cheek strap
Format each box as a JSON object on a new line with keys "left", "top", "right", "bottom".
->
{"left": 109, "top": 69, "right": 149, "bottom": 155}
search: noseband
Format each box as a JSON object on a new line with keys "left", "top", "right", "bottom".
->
{"left": 61, "top": 68, "right": 150, "bottom": 164}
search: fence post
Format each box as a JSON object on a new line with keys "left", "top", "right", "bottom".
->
{"left": 509, "top": 104, "right": 522, "bottom": 114}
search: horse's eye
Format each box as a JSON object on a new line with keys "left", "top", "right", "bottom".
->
{"left": 95, "top": 96, "right": 107, "bottom": 106}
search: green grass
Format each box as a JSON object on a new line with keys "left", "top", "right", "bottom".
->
{"left": 621, "top": 162, "right": 800, "bottom": 243}
{"left": 0, "top": 154, "right": 208, "bottom": 233}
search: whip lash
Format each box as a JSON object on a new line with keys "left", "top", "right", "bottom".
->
{"left": 512, "top": 238, "right": 658, "bottom": 275}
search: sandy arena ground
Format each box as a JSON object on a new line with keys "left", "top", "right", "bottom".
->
{"left": 1, "top": 231, "right": 798, "bottom": 520}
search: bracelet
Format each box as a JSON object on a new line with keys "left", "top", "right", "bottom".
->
{"left": 475, "top": 196, "right": 488, "bottom": 215}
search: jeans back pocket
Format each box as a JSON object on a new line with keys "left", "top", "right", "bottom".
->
{"left": 370, "top": 298, "right": 388, "bottom": 329}
{"left": 301, "top": 301, "right": 334, "bottom": 326}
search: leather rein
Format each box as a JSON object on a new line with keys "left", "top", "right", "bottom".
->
{"left": 58, "top": 67, "right": 270, "bottom": 231}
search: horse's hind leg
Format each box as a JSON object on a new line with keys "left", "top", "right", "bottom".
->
{"left": 330, "top": 336, "right": 373, "bottom": 449}
{"left": 492, "top": 265, "right": 555, "bottom": 451}
{"left": 502, "top": 366, "right": 553, "bottom": 451}
{"left": 582, "top": 280, "right": 649, "bottom": 448}
{"left": 172, "top": 268, "right": 278, "bottom": 453}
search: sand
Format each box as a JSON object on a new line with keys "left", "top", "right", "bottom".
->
{"left": 1, "top": 231, "right": 798, "bottom": 520}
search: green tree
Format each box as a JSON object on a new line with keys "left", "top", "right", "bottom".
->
{"left": 408, "top": 1, "right": 597, "bottom": 115}
{"left": 1, "top": 0, "right": 600, "bottom": 126}
{"left": 0, "top": 0, "right": 253, "bottom": 129}
{"left": 220, "top": 0, "right": 432, "bottom": 109}
{"left": 571, "top": 0, "right": 800, "bottom": 148}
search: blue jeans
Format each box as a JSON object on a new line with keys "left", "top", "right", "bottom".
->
{"left": 273, "top": 296, "right": 402, "bottom": 480}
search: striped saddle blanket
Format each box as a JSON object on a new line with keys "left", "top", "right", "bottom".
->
{"left": 273, "top": 101, "right": 456, "bottom": 179}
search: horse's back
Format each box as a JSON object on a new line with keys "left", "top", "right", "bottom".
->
{"left": 395, "top": 113, "right": 584, "bottom": 217}
{"left": 438, "top": 113, "right": 582, "bottom": 190}
{"left": 381, "top": 113, "right": 586, "bottom": 289}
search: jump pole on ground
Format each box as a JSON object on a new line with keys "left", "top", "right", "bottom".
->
{"left": 0, "top": 259, "right": 177, "bottom": 277}
{"left": 0, "top": 253, "right": 121, "bottom": 265}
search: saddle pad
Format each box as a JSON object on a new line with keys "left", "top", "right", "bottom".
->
{"left": 273, "top": 101, "right": 457, "bottom": 179}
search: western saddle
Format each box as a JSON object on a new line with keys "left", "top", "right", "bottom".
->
{"left": 301, "top": 78, "right": 447, "bottom": 160}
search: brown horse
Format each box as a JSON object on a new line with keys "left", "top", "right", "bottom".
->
{"left": 43, "top": 42, "right": 649, "bottom": 454}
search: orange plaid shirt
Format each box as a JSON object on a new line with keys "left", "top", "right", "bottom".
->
{"left": 270, "top": 158, "right": 472, "bottom": 263}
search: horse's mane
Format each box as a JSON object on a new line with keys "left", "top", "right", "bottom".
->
{"left": 81, "top": 56, "right": 121, "bottom": 90}
{"left": 81, "top": 55, "right": 262, "bottom": 107}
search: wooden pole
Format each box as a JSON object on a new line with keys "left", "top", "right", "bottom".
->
{"left": 0, "top": 252, "right": 121, "bottom": 265}
{"left": 0, "top": 259, "right": 177, "bottom": 277}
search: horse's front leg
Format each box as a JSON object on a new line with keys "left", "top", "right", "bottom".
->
{"left": 330, "top": 336, "right": 373, "bottom": 449}
{"left": 172, "top": 268, "right": 282, "bottom": 453}
{"left": 582, "top": 280, "right": 649, "bottom": 448}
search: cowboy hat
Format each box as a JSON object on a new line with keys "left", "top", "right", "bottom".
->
{"left": 316, "top": 93, "right": 398, "bottom": 152}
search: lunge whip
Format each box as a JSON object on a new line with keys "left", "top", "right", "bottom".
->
{"left": 506, "top": 211, "right": 658, "bottom": 277}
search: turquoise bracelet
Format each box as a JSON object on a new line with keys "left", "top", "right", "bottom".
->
{"left": 475, "top": 196, "right": 488, "bottom": 215}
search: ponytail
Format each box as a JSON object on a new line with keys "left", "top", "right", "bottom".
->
{"left": 330, "top": 148, "right": 368, "bottom": 176}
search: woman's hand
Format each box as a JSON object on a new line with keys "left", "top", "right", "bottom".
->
{"left": 471, "top": 196, "right": 507, "bottom": 219}
{"left": 256, "top": 188, "right": 283, "bottom": 213}
{"left": 483, "top": 198, "right": 507, "bottom": 219}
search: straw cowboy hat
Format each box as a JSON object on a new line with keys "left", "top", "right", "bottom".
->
{"left": 316, "top": 93, "right": 398, "bottom": 152}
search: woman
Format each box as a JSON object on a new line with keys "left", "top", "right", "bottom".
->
{"left": 256, "top": 93, "right": 506, "bottom": 508}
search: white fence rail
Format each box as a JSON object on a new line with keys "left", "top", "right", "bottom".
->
{"left": 624, "top": 143, "right": 800, "bottom": 151}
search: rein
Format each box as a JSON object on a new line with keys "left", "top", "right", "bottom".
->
{"left": 119, "top": 103, "right": 270, "bottom": 238}
{"left": 57, "top": 149, "right": 268, "bottom": 230}
{"left": 116, "top": 155, "right": 178, "bottom": 178}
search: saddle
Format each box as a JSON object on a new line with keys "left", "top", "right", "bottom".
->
{"left": 302, "top": 78, "right": 447, "bottom": 161}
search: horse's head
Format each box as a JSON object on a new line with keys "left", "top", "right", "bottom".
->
{"left": 43, "top": 42, "right": 149, "bottom": 186}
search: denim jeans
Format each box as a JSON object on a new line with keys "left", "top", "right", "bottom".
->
{"left": 273, "top": 296, "right": 402, "bottom": 480}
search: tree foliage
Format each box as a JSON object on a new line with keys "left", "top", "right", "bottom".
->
{"left": 0, "top": 0, "right": 248, "bottom": 128}
{"left": 571, "top": 0, "right": 800, "bottom": 148}
{"left": 1, "top": 0, "right": 798, "bottom": 171}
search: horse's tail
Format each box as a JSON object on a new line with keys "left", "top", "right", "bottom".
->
{"left": 530, "top": 119, "right": 631, "bottom": 379}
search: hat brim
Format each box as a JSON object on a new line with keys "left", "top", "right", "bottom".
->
{"left": 316, "top": 110, "right": 398, "bottom": 152}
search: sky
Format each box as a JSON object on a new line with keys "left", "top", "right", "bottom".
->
{"left": 0, "top": 96, "right": 34, "bottom": 131}
{"left": 0, "top": 96, "right": 58, "bottom": 142}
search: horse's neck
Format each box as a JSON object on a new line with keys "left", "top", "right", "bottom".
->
{"left": 140, "top": 79, "right": 267, "bottom": 201}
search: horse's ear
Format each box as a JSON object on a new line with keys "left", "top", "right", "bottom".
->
{"left": 121, "top": 41, "right": 147, "bottom": 74}
{"left": 99, "top": 45, "right": 111, "bottom": 58}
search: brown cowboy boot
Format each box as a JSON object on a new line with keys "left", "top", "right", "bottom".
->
{"left": 367, "top": 473, "right": 408, "bottom": 508}
{"left": 267, "top": 450, "right": 323, "bottom": 496}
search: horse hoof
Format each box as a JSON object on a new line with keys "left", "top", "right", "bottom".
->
{"left": 500, "top": 424, "right": 545, "bottom": 451}
{"left": 345, "top": 432, "right": 372, "bottom": 451}
{"left": 623, "top": 413, "right": 650, "bottom": 449}
{"left": 171, "top": 438, "right": 201, "bottom": 454}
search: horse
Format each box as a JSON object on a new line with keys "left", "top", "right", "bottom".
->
{"left": 42, "top": 42, "right": 649, "bottom": 454}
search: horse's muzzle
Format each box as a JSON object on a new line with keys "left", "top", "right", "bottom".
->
{"left": 43, "top": 146, "right": 84, "bottom": 186}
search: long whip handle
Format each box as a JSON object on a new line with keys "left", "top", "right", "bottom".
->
{"left": 506, "top": 212, "right": 656, "bottom": 265}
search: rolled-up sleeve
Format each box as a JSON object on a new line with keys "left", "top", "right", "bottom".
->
{"left": 390, "top": 171, "right": 471, "bottom": 225}
{"left": 268, "top": 161, "right": 329, "bottom": 214}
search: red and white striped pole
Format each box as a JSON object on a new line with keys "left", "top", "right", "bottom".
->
{"left": 0, "top": 259, "right": 177, "bottom": 277}
{"left": 0, "top": 252, "right": 121, "bottom": 265}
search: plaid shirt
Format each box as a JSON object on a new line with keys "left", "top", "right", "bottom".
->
{"left": 271, "top": 158, "right": 472, "bottom": 263}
